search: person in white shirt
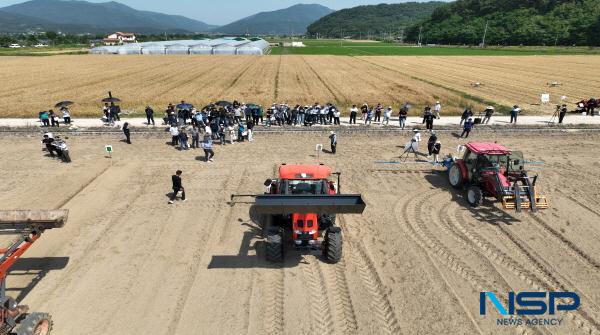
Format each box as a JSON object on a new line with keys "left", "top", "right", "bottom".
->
{"left": 320, "top": 106, "right": 328, "bottom": 125}
{"left": 169, "top": 126, "right": 180, "bottom": 146}
{"left": 383, "top": 106, "right": 392, "bottom": 126}
{"left": 349, "top": 105, "right": 358, "bottom": 124}
{"left": 61, "top": 107, "right": 71, "bottom": 124}
{"left": 434, "top": 101, "right": 442, "bottom": 119}
{"left": 333, "top": 108, "right": 341, "bottom": 125}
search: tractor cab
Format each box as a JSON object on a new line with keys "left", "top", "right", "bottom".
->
{"left": 450, "top": 143, "right": 548, "bottom": 211}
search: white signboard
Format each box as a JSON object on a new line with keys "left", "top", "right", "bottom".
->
{"left": 541, "top": 93, "right": 550, "bottom": 104}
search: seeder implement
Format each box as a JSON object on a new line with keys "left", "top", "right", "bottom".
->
{"left": 0, "top": 210, "right": 68, "bottom": 335}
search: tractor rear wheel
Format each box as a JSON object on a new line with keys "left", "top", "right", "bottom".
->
{"left": 467, "top": 186, "right": 484, "bottom": 207}
{"left": 323, "top": 227, "right": 342, "bottom": 264}
{"left": 449, "top": 164, "right": 464, "bottom": 189}
{"left": 16, "top": 312, "right": 52, "bottom": 335}
{"left": 261, "top": 214, "right": 273, "bottom": 238}
{"left": 266, "top": 228, "right": 284, "bottom": 263}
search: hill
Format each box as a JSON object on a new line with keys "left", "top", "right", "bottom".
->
{"left": 0, "top": 0, "right": 217, "bottom": 33}
{"left": 405, "top": 0, "right": 600, "bottom": 46}
{"left": 213, "top": 4, "right": 334, "bottom": 35}
{"left": 307, "top": 2, "right": 445, "bottom": 38}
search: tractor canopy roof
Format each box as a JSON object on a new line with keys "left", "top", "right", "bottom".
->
{"left": 279, "top": 164, "right": 332, "bottom": 180}
{"left": 466, "top": 142, "right": 511, "bottom": 155}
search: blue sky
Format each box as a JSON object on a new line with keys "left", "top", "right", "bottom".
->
{"left": 0, "top": 0, "right": 449, "bottom": 24}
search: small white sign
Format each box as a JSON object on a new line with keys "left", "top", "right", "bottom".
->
{"left": 541, "top": 93, "right": 550, "bottom": 104}
{"left": 316, "top": 144, "right": 323, "bottom": 152}
{"left": 105, "top": 145, "right": 113, "bottom": 153}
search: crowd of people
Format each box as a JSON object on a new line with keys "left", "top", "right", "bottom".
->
{"left": 38, "top": 107, "right": 72, "bottom": 127}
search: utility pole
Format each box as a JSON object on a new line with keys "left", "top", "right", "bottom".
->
{"left": 481, "top": 20, "right": 489, "bottom": 47}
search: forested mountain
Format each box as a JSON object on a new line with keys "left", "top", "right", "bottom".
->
{"left": 213, "top": 4, "right": 334, "bottom": 35}
{"left": 306, "top": 2, "right": 445, "bottom": 38}
{"left": 405, "top": 0, "right": 600, "bottom": 46}
{"left": 1, "top": 0, "right": 216, "bottom": 33}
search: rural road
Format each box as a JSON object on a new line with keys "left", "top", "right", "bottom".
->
{"left": 1, "top": 115, "right": 600, "bottom": 129}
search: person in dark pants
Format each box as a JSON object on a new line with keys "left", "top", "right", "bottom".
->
{"left": 122, "top": 122, "right": 131, "bottom": 144}
{"left": 559, "top": 104, "right": 567, "bottom": 124}
{"left": 40, "top": 111, "right": 50, "bottom": 127}
{"left": 329, "top": 131, "right": 337, "bottom": 154}
{"left": 169, "top": 170, "right": 186, "bottom": 204}
{"left": 202, "top": 135, "right": 215, "bottom": 162}
{"left": 460, "top": 108, "right": 472, "bottom": 126}
{"left": 49, "top": 110, "right": 59, "bottom": 127}
{"left": 510, "top": 105, "right": 520, "bottom": 124}
{"left": 145, "top": 106, "right": 155, "bottom": 125}
{"left": 374, "top": 103, "right": 382, "bottom": 123}
{"left": 461, "top": 118, "right": 474, "bottom": 138}
{"left": 349, "top": 105, "right": 358, "bottom": 124}
{"left": 42, "top": 133, "right": 57, "bottom": 157}
{"left": 427, "top": 131, "right": 438, "bottom": 156}
{"left": 423, "top": 110, "right": 434, "bottom": 130}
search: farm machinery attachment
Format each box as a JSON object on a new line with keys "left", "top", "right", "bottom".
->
{"left": 0, "top": 210, "right": 68, "bottom": 335}
{"left": 447, "top": 143, "right": 548, "bottom": 212}
{"left": 231, "top": 164, "right": 366, "bottom": 263}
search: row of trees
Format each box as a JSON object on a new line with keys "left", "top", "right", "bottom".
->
{"left": 0, "top": 32, "right": 214, "bottom": 47}
{"left": 405, "top": 0, "right": 600, "bottom": 46}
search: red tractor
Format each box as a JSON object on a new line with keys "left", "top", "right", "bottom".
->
{"left": 447, "top": 142, "right": 548, "bottom": 211}
{"left": 0, "top": 210, "right": 67, "bottom": 335}
{"left": 232, "top": 164, "right": 365, "bottom": 263}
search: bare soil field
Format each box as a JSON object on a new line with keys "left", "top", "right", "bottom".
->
{"left": 2, "top": 55, "right": 598, "bottom": 117}
{"left": 1, "top": 130, "right": 599, "bottom": 335}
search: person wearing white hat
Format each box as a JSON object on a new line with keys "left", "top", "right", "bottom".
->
{"left": 329, "top": 131, "right": 337, "bottom": 154}
{"left": 434, "top": 101, "right": 442, "bottom": 119}
{"left": 483, "top": 106, "right": 495, "bottom": 124}
{"left": 510, "top": 105, "right": 521, "bottom": 124}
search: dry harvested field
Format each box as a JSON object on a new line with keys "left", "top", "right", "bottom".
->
{"left": 1, "top": 130, "right": 599, "bottom": 335}
{"left": 361, "top": 56, "right": 600, "bottom": 113}
{"left": 2, "top": 54, "right": 598, "bottom": 118}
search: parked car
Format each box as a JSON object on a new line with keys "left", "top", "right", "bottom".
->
{"left": 8, "top": 44, "right": 22, "bottom": 48}
{"left": 34, "top": 43, "right": 49, "bottom": 48}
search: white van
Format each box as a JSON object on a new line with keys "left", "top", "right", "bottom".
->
{"left": 8, "top": 44, "right": 22, "bottom": 48}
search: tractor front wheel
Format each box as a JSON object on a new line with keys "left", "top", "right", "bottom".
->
{"left": 467, "top": 186, "right": 484, "bottom": 207}
{"left": 323, "top": 227, "right": 342, "bottom": 264}
{"left": 449, "top": 164, "right": 464, "bottom": 189}
{"left": 266, "top": 228, "right": 284, "bottom": 263}
{"left": 16, "top": 312, "right": 53, "bottom": 335}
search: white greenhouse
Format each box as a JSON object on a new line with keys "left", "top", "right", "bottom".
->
{"left": 141, "top": 44, "right": 166, "bottom": 55}
{"left": 90, "top": 38, "right": 270, "bottom": 56}
{"left": 165, "top": 44, "right": 190, "bottom": 55}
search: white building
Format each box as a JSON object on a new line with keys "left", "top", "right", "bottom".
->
{"left": 104, "top": 32, "right": 137, "bottom": 46}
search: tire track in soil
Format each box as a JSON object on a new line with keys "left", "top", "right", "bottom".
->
{"left": 54, "top": 163, "right": 111, "bottom": 209}
{"left": 262, "top": 265, "right": 285, "bottom": 335}
{"left": 346, "top": 238, "right": 401, "bottom": 335}
{"left": 529, "top": 212, "right": 600, "bottom": 270}
{"left": 321, "top": 257, "right": 359, "bottom": 335}
{"left": 165, "top": 168, "right": 250, "bottom": 335}
{"left": 301, "top": 257, "right": 335, "bottom": 335}
{"left": 379, "top": 173, "right": 536, "bottom": 335}
{"left": 38, "top": 168, "right": 148, "bottom": 309}
{"left": 495, "top": 223, "right": 600, "bottom": 335}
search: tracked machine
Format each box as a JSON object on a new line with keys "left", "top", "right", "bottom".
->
{"left": 447, "top": 143, "right": 548, "bottom": 211}
{"left": 231, "top": 164, "right": 365, "bottom": 263}
{"left": 0, "top": 210, "right": 68, "bottom": 335}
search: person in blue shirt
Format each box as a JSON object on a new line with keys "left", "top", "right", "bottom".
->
{"left": 461, "top": 118, "right": 474, "bottom": 138}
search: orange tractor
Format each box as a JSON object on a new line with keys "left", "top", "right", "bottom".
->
{"left": 447, "top": 142, "right": 548, "bottom": 211}
{"left": 232, "top": 164, "right": 365, "bottom": 263}
{"left": 0, "top": 210, "right": 67, "bottom": 335}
